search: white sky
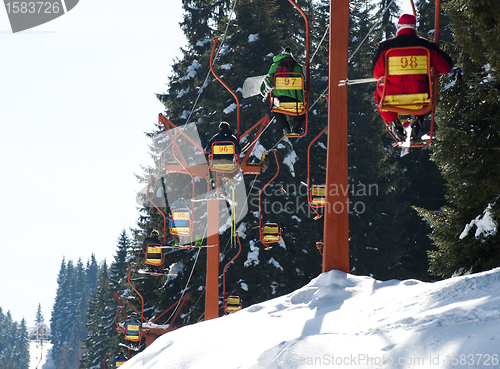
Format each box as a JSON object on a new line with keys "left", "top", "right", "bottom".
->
{"left": 0, "top": 0, "right": 186, "bottom": 324}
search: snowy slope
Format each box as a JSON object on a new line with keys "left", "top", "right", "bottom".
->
{"left": 29, "top": 341, "right": 55, "bottom": 369}
{"left": 120, "top": 268, "right": 500, "bottom": 369}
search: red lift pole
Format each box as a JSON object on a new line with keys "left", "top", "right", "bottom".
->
{"left": 323, "top": 0, "right": 350, "bottom": 273}
{"left": 205, "top": 198, "right": 221, "bottom": 320}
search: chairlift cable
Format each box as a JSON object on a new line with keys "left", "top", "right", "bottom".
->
{"left": 185, "top": 0, "right": 239, "bottom": 126}
{"left": 310, "top": 24, "right": 329, "bottom": 64}
{"left": 162, "top": 245, "right": 202, "bottom": 324}
{"left": 240, "top": 116, "right": 275, "bottom": 155}
{"left": 348, "top": 0, "right": 397, "bottom": 64}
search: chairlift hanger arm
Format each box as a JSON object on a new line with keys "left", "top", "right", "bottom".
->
{"left": 222, "top": 232, "right": 242, "bottom": 301}
{"left": 147, "top": 175, "right": 167, "bottom": 246}
{"left": 307, "top": 125, "right": 327, "bottom": 218}
{"left": 258, "top": 150, "right": 279, "bottom": 230}
{"left": 239, "top": 115, "right": 270, "bottom": 169}
{"left": 113, "top": 291, "right": 140, "bottom": 321}
{"left": 127, "top": 263, "right": 145, "bottom": 325}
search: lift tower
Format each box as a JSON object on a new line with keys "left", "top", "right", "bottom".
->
{"left": 323, "top": 0, "right": 350, "bottom": 273}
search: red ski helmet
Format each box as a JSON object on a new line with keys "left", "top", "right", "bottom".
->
{"left": 397, "top": 14, "right": 417, "bottom": 35}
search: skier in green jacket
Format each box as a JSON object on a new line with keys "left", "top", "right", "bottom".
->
{"left": 261, "top": 47, "right": 306, "bottom": 135}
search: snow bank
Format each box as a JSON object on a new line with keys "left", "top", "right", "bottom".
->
{"left": 120, "top": 268, "right": 500, "bottom": 369}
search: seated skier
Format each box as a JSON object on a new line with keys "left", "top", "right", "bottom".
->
{"left": 372, "top": 13, "right": 454, "bottom": 142}
{"left": 260, "top": 46, "right": 306, "bottom": 135}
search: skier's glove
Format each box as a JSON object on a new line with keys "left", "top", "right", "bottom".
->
{"left": 449, "top": 67, "right": 463, "bottom": 80}
{"left": 261, "top": 77, "right": 275, "bottom": 101}
{"left": 263, "top": 76, "right": 275, "bottom": 94}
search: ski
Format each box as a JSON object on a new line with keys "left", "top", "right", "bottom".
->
{"left": 118, "top": 342, "right": 140, "bottom": 351}
{"left": 158, "top": 244, "right": 218, "bottom": 249}
{"left": 137, "top": 269, "right": 178, "bottom": 277}
{"left": 242, "top": 75, "right": 267, "bottom": 98}
{"left": 393, "top": 132, "right": 435, "bottom": 157}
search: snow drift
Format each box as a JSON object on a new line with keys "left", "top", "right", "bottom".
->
{"left": 120, "top": 268, "right": 500, "bottom": 368}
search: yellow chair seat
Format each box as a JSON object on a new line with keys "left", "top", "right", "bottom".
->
{"left": 146, "top": 257, "right": 163, "bottom": 266}
{"left": 171, "top": 226, "right": 191, "bottom": 236}
{"left": 272, "top": 101, "right": 305, "bottom": 114}
{"left": 211, "top": 163, "right": 237, "bottom": 171}
{"left": 263, "top": 235, "right": 280, "bottom": 242}
{"left": 311, "top": 198, "right": 326, "bottom": 206}
{"left": 383, "top": 93, "right": 430, "bottom": 109}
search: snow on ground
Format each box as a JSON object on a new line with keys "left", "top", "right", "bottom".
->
{"left": 120, "top": 268, "right": 500, "bottom": 368}
{"left": 29, "top": 341, "right": 55, "bottom": 369}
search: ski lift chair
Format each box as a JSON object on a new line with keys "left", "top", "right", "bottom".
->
{"left": 208, "top": 141, "right": 239, "bottom": 173}
{"left": 309, "top": 185, "right": 326, "bottom": 207}
{"left": 260, "top": 223, "right": 282, "bottom": 245}
{"left": 113, "top": 356, "right": 127, "bottom": 368}
{"left": 377, "top": 46, "right": 436, "bottom": 116}
{"left": 271, "top": 72, "right": 307, "bottom": 116}
{"left": 224, "top": 296, "right": 242, "bottom": 313}
{"left": 124, "top": 320, "right": 142, "bottom": 343}
{"left": 145, "top": 244, "right": 164, "bottom": 266}
{"left": 170, "top": 208, "right": 192, "bottom": 236}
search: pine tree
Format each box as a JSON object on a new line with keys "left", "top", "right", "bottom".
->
{"left": 0, "top": 309, "right": 29, "bottom": 369}
{"left": 35, "top": 303, "right": 44, "bottom": 325}
{"left": 416, "top": 0, "right": 500, "bottom": 278}
{"left": 418, "top": 73, "right": 500, "bottom": 277}
{"left": 80, "top": 262, "right": 122, "bottom": 369}
{"left": 17, "top": 319, "right": 30, "bottom": 369}
{"left": 51, "top": 256, "right": 100, "bottom": 368}
{"left": 50, "top": 258, "right": 72, "bottom": 365}
{"left": 109, "top": 230, "right": 132, "bottom": 294}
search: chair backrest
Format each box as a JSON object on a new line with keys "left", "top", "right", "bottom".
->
{"left": 271, "top": 72, "right": 306, "bottom": 116}
{"left": 210, "top": 141, "right": 238, "bottom": 172}
{"left": 387, "top": 53, "right": 429, "bottom": 76}
{"left": 114, "top": 358, "right": 127, "bottom": 368}
{"left": 310, "top": 185, "right": 326, "bottom": 206}
{"left": 145, "top": 244, "right": 163, "bottom": 266}
{"left": 124, "top": 322, "right": 141, "bottom": 342}
{"left": 378, "top": 46, "right": 436, "bottom": 115}
{"left": 170, "top": 208, "right": 191, "bottom": 236}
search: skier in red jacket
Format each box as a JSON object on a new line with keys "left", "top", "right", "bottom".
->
{"left": 372, "top": 14, "right": 453, "bottom": 142}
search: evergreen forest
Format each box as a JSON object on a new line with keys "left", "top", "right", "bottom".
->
{"left": 6, "top": 0, "right": 499, "bottom": 368}
{"left": 0, "top": 309, "right": 29, "bottom": 369}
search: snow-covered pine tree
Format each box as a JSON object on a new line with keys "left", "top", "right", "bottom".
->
{"left": 50, "top": 258, "right": 72, "bottom": 366}
{"left": 0, "top": 309, "right": 29, "bottom": 369}
{"left": 108, "top": 230, "right": 132, "bottom": 295}
{"left": 417, "top": 0, "right": 500, "bottom": 278}
{"left": 51, "top": 257, "right": 101, "bottom": 368}
{"left": 79, "top": 262, "right": 121, "bottom": 369}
